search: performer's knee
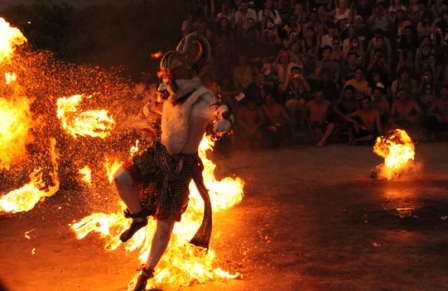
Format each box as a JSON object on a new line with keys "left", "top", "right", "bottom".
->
{"left": 113, "top": 167, "right": 133, "bottom": 188}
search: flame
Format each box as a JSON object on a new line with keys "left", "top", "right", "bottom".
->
{"left": 0, "top": 96, "right": 33, "bottom": 170}
{"left": 151, "top": 51, "right": 162, "bottom": 58}
{"left": 0, "top": 138, "right": 59, "bottom": 213}
{"left": 373, "top": 129, "right": 416, "bottom": 180}
{"left": 0, "top": 18, "right": 27, "bottom": 63}
{"left": 130, "top": 140, "right": 139, "bottom": 156}
{"left": 72, "top": 135, "right": 244, "bottom": 289}
{"left": 79, "top": 166, "right": 92, "bottom": 185}
{"left": 5, "top": 72, "right": 17, "bottom": 84}
{"left": 104, "top": 158, "right": 123, "bottom": 183}
{"left": 57, "top": 94, "right": 115, "bottom": 139}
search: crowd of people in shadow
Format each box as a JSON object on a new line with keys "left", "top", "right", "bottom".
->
{"left": 182, "top": 0, "right": 448, "bottom": 150}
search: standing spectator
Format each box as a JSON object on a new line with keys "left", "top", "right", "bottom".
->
{"left": 425, "top": 84, "right": 448, "bottom": 142}
{"left": 345, "top": 96, "right": 383, "bottom": 145}
{"left": 391, "top": 68, "right": 418, "bottom": 100}
{"left": 305, "top": 89, "right": 336, "bottom": 147}
{"left": 315, "top": 45, "right": 340, "bottom": 84}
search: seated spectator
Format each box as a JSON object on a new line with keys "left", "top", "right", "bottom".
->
{"left": 417, "top": 11, "right": 434, "bottom": 39}
{"left": 235, "top": 0, "right": 258, "bottom": 32}
{"left": 336, "top": 16, "right": 350, "bottom": 40}
{"left": 343, "top": 36, "right": 365, "bottom": 66}
{"left": 407, "top": 0, "right": 425, "bottom": 27}
{"left": 242, "top": 17, "right": 261, "bottom": 40}
{"left": 214, "top": 32, "right": 235, "bottom": 76}
{"left": 342, "top": 25, "right": 357, "bottom": 53}
{"left": 372, "top": 86, "right": 391, "bottom": 130}
{"left": 279, "top": 66, "right": 311, "bottom": 127}
{"left": 388, "top": 87, "right": 423, "bottom": 130}
{"left": 315, "top": 45, "right": 340, "bottom": 84}
{"left": 368, "top": 35, "right": 391, "bottom": 66}
{"left": 321, "top": 22, "right": 337, "bottom": 48}
{"left": 303, "top": 10, "right": 324, "bottom": 39}
{"left": 345, "top": 96, "right": 384, "bottom": 145}
{"left": 422, "top": 54, "right": 443, "bottom": 82}
{"left": 328, "top": 0, "right": 352, "bottom": 24}
{"left": 182, "top": 11, "right": 198, "bottom": 37}
{"left": 233, "top": 97, "right": 266, "bottom": 150}
{"left": 317, "top": 4, "right": 332, "bottom": 28}
{"left": 431, "top": 0, "right": 448, "bottom": 23}
{"left": 333, "top": 85, "right": 358, "bottom": 140}
{"left": 293, "top": 3, "right": 308, "bottom": 25}
{"left": 396, "top": 48, "right": 418, "bottom": 79}
{"left": 394, "top": 9, "right": 411, "bottom": 38}
{"left": 316, "top": 68, "right": 340, "bottom": 103}
{"left": 304, "top": 89, "right": 336, "bottom": 147}
{"left": 331, "top": 38, "right": 344, "bottom": 64}
{"left": 239, "top": 28, "right": 263, "bottom": 67}
{"left": 258, "top": 0, "right": 282, "bottom": 27}
{"left": 417, "top": 69, "right": 441, "bottom": 111}
{"left": 216, "top": 17, "right": 235, "bottom": 44}
{"left": 367, "top": 49, "right": 391, "bottom": 86}
{"left": 391, "top": 68, "right": 418, "bottom": 100}
{"left": 261, "top": 92, "right": 292, "bottom": 148}
{"left": 343, "top": 66, "right": 371, "bottom": 98}
{"left": 260, "top": 17, "right": 283, "bottom": 57}
{"left": 341, "top": 52, "right": 358, "bottom": 85}
{"left": 283, "top": 13, "right": 302, "bottom": 39}
{"left": 424, "top": 84, "right": 448, "bottom": 142}
{"left": 367, "top": 2, "right": 394, "bottom": 38}
{"left": 197, "top": 19, "right": 213, "bottom": 45}
{"left": 244, "top": 72, "right": 274, "bottom": 105}
{"left": 388, "top": 0, "right": 406, "bottom": 21}
{"left": 353, "top": 15, "right": 369, "bottom": 45}
{"left": 398, "top": 25, "right": 419, "bottom": 51}
{"left": 259, "top": 54, "right": 277, "bottom": 85}
{"left": 415, "top": 36, "right": 435, "bottom": 71}
{"left": 368, "top": 70, "right": 390, "bottom": 100}
{"left": 216, "top": 2, "right": 235, "bottom": 27}
{"left": 272, "top": 50, "right": 302, "bottom": 85}
{"left": 353, "top": 0, "right": 372, "bottom": 25}
{"left": 233, "top": 54, "right": 253, "bottom": 91}
{"left": 302, "top": 27, "right": 321, "bottom": 74}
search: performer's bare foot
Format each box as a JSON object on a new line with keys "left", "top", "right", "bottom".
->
{"left": 133, "top": 266, "right": 154, "bottom": 291}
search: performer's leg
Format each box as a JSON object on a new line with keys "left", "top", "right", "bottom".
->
{"left": 113, "top": 167, "right": 147, "bottom": 242}
{"left": 134, "top": 219, "right": 175, "bottom": 291}
{"left": 113, "top": 167, "right": 142, "bottom": 214}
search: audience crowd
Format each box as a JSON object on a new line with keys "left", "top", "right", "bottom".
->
{"left": 183, "top": 0, "right": 448, "bottom": 149}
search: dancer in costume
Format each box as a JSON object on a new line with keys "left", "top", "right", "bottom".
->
{"left": 113, "top": 33, "right": 233, "bottom": 291}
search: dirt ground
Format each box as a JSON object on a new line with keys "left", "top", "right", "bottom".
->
{"left": 1, "top": 141, "right": 448, "bottom": 291}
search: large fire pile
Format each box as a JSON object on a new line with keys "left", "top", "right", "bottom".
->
{"left": 0, "top": 17, "right": 245, "bottom": 290}
{"left": 372, "top": 129, "right": 418, "bottom": 180}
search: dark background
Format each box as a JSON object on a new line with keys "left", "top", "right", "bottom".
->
{"left": 0, "top": 0, "right": 198, "bottom": 82}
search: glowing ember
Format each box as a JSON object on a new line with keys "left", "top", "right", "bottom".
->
{"left": 57, "top": 94, "right": 115, "bottom": 139}
{"left": 0, "top": 96, "right": 33, "bottom": 170}
{"left": 373, "top": 129, "right": 416, "bottom": 180}
{"left": 151, "top": 51, "right": 162, "bottom": 58}
{"left": 0, "top": 138, "right": 60, "bottom": 213}
{"left": 72, "top": 135, "right": 244, "bottom": 289}
{"left": 79, "top": 166, "right": 92, "bottom": 185}
{"left": 0, "top": 17, "right": 27, "bottom": 63}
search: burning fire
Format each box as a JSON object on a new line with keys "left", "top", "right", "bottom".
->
{"left": 72, "top": 135, "right": 244, "bottom": 289}
{"left": 151, "top": 51, "right": 162, "bottom": 58}
{"left": 0, "top": 17, "right": 26, "bottom": 63}
{"left": 0, "top": 138, "right": 60, "bottom": 213}
{"left": 373, "top": 129, "right": 416, "bottom": 180}
{"left": 79, "top": 166, "right": 92, "bottom": 185}
{"left": 57, "top": 94, "right": 115, "bottom": 139}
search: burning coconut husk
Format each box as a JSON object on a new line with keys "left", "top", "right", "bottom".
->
{"left": 371, "top": 129, "right": 421, "bottom": 180}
